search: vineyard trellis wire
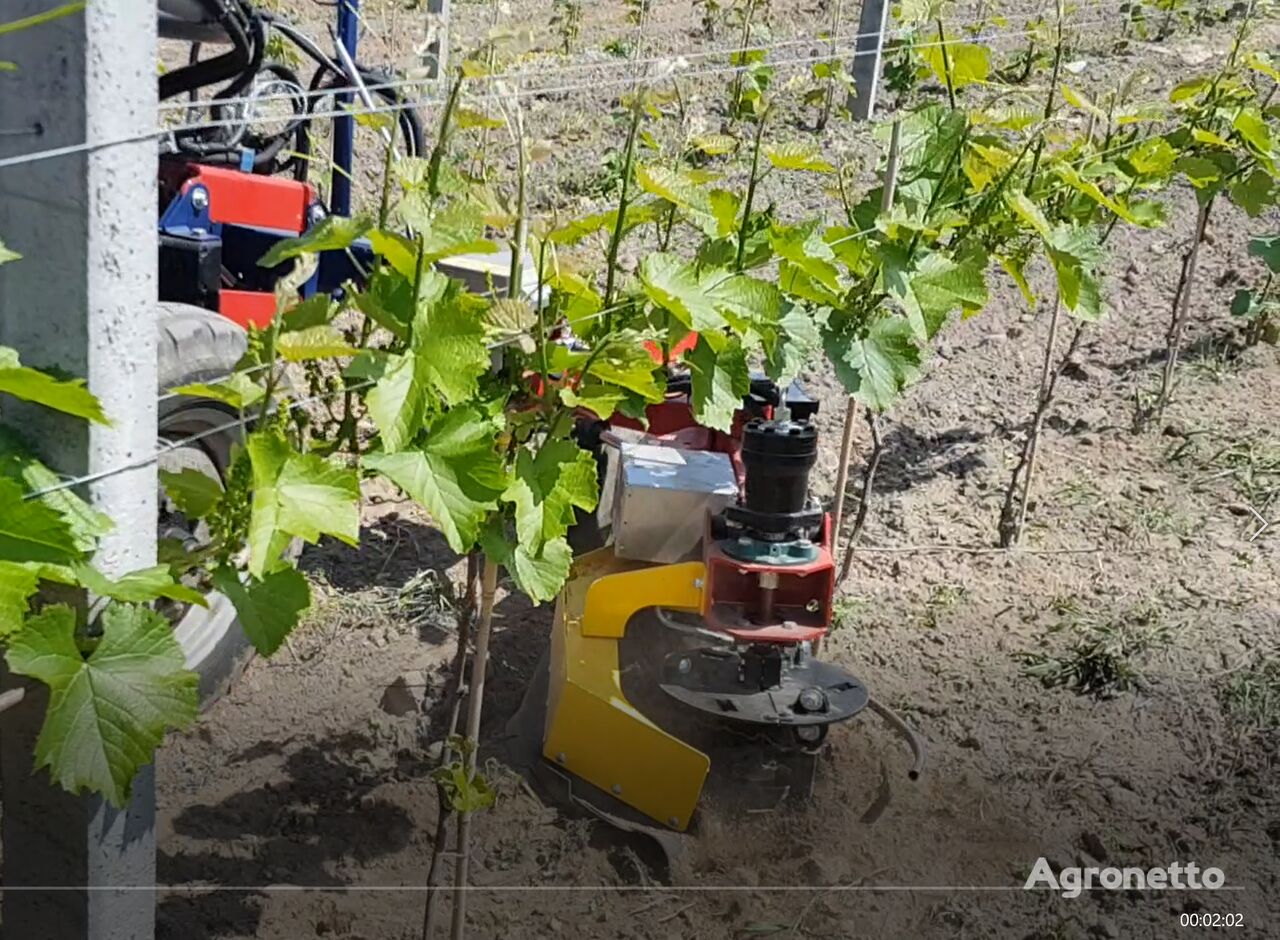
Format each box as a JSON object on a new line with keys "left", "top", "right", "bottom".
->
{"left": 0, "top": 5, "right": 1125, "bottom": 171}
{"left": 0, "top": 4, "right": 1276, "bottom": 939}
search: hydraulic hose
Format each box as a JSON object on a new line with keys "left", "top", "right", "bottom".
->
{"left": 159, "top": 0, "right": 252, "bottom": 101}
{"left": 865, "top": 695, "right": 926, "bottom": 780}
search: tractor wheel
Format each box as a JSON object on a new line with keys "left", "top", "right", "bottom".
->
{"left": 155, "top": 303, "right": 256, "bottom": 709}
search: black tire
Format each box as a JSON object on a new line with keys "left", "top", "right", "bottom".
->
{"left": 156, "top": 302, "right": 254, "bottom": 709}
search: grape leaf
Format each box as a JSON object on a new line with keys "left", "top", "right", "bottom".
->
{"left": 881, "top": 248, "right": 987, "bottom": 340}
{"left": 823, "top": 315, "right": 921, "bottom": 412}
{"left": 919, "top": 41, "right": 990, "bottom": 89}
{"left": 0, "top": 477, "right": 82, "bottom": 566}
{"left": 365, "top": 407, "right": 507, "bottom": 554}
{"left": 171, "top": 373, "right": 264, "bottom": 411}
{"left": 73, "top": 563, "right": 206, "bottom": 607}
{"left": 281, "top": 294, "right": 336, "bottom": 331}
{"left": 159, "top": 467, "right": 222, "bottom": 519}
{"left": 5, "top": 603, "right": 198, "bottom": 806}
{"left": 639, "top": 253, "right": 729, "bottom": 335}
{"left": 0, "top": 351, "right": 109, "bottom": 424}
{"left": 502, "top": 440, "right": 598, "bottom": 551}
{"left": 1248, "top": 235, "right": 1280, "bottom": 273}
{"left": 769, "top": 221, "right": 841, "bottom": 292}
{"left": 686, "top": 336, "right": 750, "bottom": 432}
{"left": 258, "top": 214, "right": 372, "bottom": 268}
{"left": 1045, "top": 225, "right": 1104, "bottom": 320}
{"left": 212, "top": 565, "right": 310, "bottom": 656}
{"left": 0, "top": 426, "right": 113, "bottom": 551}
{"left": 479, "top": 521, "right": 573, "bottom": 604}
{"left": 763, "top": 142, "right": 834, "bottom": 173}
{"left": 246, "top": 432, "right": 359, "bottom": 577}
{"left": 0, "top": 560, "right": 40, "bottom": 640}
{"left": 276, "top": 325, "right": 358, "bottom": 362}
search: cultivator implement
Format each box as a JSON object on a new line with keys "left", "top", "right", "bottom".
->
{"left": 532, "top": 382, "right": 923, "bottom": 832}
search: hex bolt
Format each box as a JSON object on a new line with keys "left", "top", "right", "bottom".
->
{"left": 556, "top": 752, "right": 566, "bottom": 764}
{"left": 611, "top": 784, "right": 622, "bottom": 795}
{"left": 307, "top": 203, "right": 327, "bottom": 225}
{"left": 189, "top": 186, "right": 209, "bottom": 212}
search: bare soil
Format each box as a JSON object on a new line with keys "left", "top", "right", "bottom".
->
{"left": 158, "top": 3, "right": 1279, "bottom": 939}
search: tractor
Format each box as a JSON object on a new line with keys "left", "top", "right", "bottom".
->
{"left": 154, "top": 0, "right": 922, "bottom": 834}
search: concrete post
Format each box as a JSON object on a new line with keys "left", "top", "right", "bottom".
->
{"left": 427, "top": 0, "right": 450, "bottom": 78}
{"left": 0, "top": 1, "right": 159, "bottom": 937}
{"left": 849, "top": 0, "right": 890, "bottom": 120}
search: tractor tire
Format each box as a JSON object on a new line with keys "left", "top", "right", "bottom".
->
{"left": 156, "top": 302, "right": 255, "bottom": 709}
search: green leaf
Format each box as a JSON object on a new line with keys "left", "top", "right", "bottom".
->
{"left": 276, "top": 325, "right": 358, "bottom": 362}
{"left": 1126, "top": 137, "right": 1177, "bottom": 178}
{"left": 0, "top": 353, "right": 109, "bottom": 424}
{"left": 171, "top": 372, "right": 264, "bottom": 411}
{"left": 763, "top": 142, "right": 835, "bottom": 173}
{"left": 1174, "top": 154, "right": 1226, "bottom": 190}
{"left": 479, "top": 522, "right": 573, "bottom": 604}
{"left": 689, "top": 133, "right": 738, "bottom": 156}
{"left": 5, "top": 603, "right": 198, "bottom": 806}
{"left": 365, "top": 407, "right": 507, "bottom": 554}
{"left": 398, "top": 201, "right": 498, "bottom": 262}
{"left": 1232, "top": 108, "right": 1273, "bottom": 160}
{"left": 1249, "top": 235, "right": 1280, "bottom": 273}
{"left": 366, "top": 280, "right": 490, "bottom": 452}
{"left": 0, "top": 477, "right": 81, "bottom": 566}
{"left": 73, "top": 563, "right": 206, "bottom": 607}
{"left": 412, "top": 279, "right": 491, "bottom": 406}
{"left": 0, "top": 239, "right": 21, "bottom": 265}
{"left": 919, "top": 41, "right": 990, "bottom": 90}
{"left": 685, "top": 336, "right": 750, "bottom": 432}
{"left": 881, "top": 248, "right": 987, "bottom": 341}
{"left": 0, "top": 560, "right": 40, "bottom": 640}
{"left": 159, "top": 467, "right": 222, "bottom": 519}
{"left": 1045, "top": 225, "right": 1104, "bottom": 320}
{"left": 432, "top": 762, "right": 497, "bottom": 812}
{"left": 503, "top": 440, "right": 598, "bottom": 552}
{"left": 0, "top": 427, "right": 112, "bottom": 551}
{"left": 1231, "top": 289, "right": 1259, "bottom": 320}
{"left": 769, "top": 221, "right": 841, "bottom": 292}
{"left": 366, "top": 352, "right": 427, "bottom": 453}
{"left": 823, "top": 315, "right": 921, "bottom": 412}
{"left": 634, "top": 164, "right": 715, "bottom": 216}
{"left": 1229, "top": 170, "right": 1275, "bottom": 218}
{"left": 211, "top": 565, "right": 310, "bottom": 656}
{"left": 281, "top": 294, "right": 336, "bottom": 331}
{"left": 761, "top": 305, "right": 821, "bottom": 386}
{"left": 258, "top": 214, "right": 372, "bottom": 268}
{"left": 354, "top": 268, "right": 414, "bottom": 341}
{"left": 483, "top": 297, "right": 537, "bottom": 354}
{"left": 246, "top": 433, "right": 359, "bottom": 577}
{"left": 639, "top": 253, "right": 728, "bottom": 335}
{"left": 367, "top": 229, "right": 419, "bottom": 279}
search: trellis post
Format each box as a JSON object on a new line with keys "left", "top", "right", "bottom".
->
{"left": 0, "top": 1, "right": 159, "bottom": 937}
{"left": 849, "top": 0, "right": 891, "bottom": 120}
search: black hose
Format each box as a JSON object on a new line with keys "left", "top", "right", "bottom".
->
{"left": 160, "top": 0, "right": 252, "bottom": 101}
{"left": 291, "top": 67, "right": 424, "bottom": 183}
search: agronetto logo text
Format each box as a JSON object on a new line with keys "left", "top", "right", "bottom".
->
{"left": 1024, "top": 858, "right": 1226, "bottom": 899}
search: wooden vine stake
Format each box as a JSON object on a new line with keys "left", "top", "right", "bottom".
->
{"left": 448, "top": 558, "right": 500, "bottom": 940}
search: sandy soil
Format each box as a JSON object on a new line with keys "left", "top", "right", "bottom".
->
{"left": 157, "top": 3, "right": 1279, "bottom": 938}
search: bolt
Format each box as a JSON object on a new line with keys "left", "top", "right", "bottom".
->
{"left": 307, "top": 203, "right": 327, "bottom": 226}
{"left": 555, "top": 752, "right": 566, "bottom": 764}
{"left": 677, "top": 657, "right": 692, "bottom": 675}
{"left": 189, "top": 187, "right": 209, "bottom": 212}
{"left": 611, "top": 784, "right": 622, "bottom": 795}
{"left": 693, "top": 578, "right": 703, "bottom": 589}
{"left": 667, "top": 817, "right": 680, "bottom": 828}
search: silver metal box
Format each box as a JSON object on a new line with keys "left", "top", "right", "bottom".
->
{"left": 611, "top": 443, "right": 738, "bottom": 564}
